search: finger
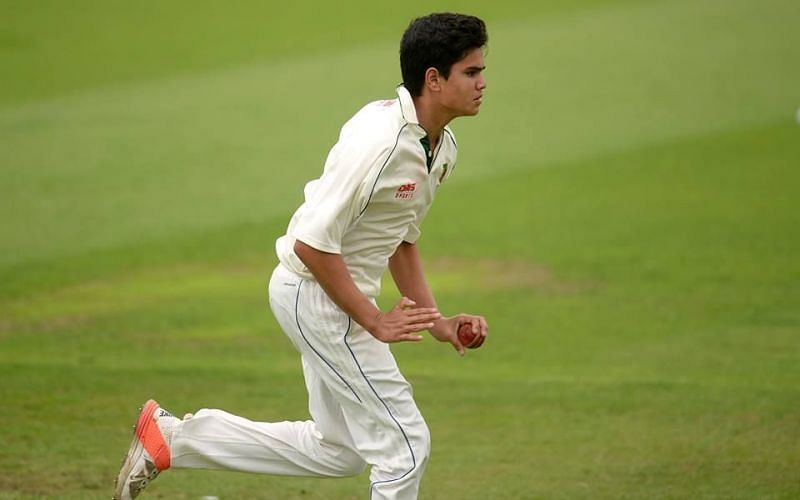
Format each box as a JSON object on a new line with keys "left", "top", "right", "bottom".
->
{"left": 405, "top": 312, "right": 441, "bottom": 324}
{"left": 475, "top": 317, "right": 488, "bottom": 347}
{"left": 402, "top": 310, "right": 440, "bottom": 321}
{"left": 452, "top": 338, "right": 465, "bottom": 356}
{"left": 474, "top": 317, "right": 488, "bottom": 346}
{"left": 458, "top": 317, "right": 479, "bottom": 348}
{"left": 398, "top": 296, "right": 417, "bottom": 310}
{"left": 407, "top": 322, "right": 435, "bottom": 332}
{"left": 404, "top": 307, "right": 440, "bottom": 317}
{"left": 467, "top": 330, "right": 482, "bottom": 348}
{"left": 470, "top": 317, "right": 481, "bottom": 335}
{"left": 397, "top": 334, "right": 424, "bottom": 342}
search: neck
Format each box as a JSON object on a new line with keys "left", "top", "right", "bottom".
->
{"left": 412, "top": 94, "right": 452, "bottom": 146}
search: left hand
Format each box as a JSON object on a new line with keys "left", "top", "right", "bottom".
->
{"left": 429, "top": 314, "right": 488, "bottom": 356}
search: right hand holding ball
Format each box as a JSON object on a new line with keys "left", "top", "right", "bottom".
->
{"left": 457, "top": 321, "right": 485, "bottom": 349}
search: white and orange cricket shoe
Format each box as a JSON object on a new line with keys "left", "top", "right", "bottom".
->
{"left": 113, "top": 399, "right": 180, "bottom": 500}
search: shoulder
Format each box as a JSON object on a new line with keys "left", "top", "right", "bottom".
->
{"left": 340, "top": 98, "right": 408, "bottom": 150}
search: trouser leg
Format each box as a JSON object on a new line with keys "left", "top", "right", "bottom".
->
{"left": 169, "top": 266, "right": 366, "bottom": 477}
{"left": 269, "top": 265, "right": 431, "bottom": 499}
{"left": 338, "top": 322, "right": 431, "bottom": 500}
{"left": 172, "top": 264, "right": 431, "bottom": 498}
{"left": 169, "top": 354, "right": 366, "bottom": 477}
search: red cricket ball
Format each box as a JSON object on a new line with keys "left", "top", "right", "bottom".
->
{"left": 457, "top": 322, "right": 479, "bottom": 349}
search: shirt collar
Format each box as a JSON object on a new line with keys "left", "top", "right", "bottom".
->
{"left": 396, "top": 84, "right": 419, "bottom": 125}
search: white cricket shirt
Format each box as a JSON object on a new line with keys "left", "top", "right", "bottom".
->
{"left": 275, "top": 85, "right": 457, "bottom": 297}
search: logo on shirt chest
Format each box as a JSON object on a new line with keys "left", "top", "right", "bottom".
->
{"left": 395, "top": 182, "right": 417, "bottom": 199}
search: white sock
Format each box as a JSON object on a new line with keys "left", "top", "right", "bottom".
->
{"left": 155, "top": 408, "right": 181, "bottom": 446}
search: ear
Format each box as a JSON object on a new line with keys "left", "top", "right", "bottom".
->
{"left": 424, "top": 67, "right": 442, "bottom": 92}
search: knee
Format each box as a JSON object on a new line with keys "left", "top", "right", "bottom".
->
{"left": 336, "top": 448, "right": 368, "bottom": 477}
{"left": 373, "top": 420, "right": 430, "bottom": 486}
{"left": 413, "top": 421, "right": 431, "bottom": 466}
{"left": 397, "top": 419, "right": 430, "bottom": 475}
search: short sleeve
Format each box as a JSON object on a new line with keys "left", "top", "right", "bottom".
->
{"left": 403, "top": 201, "right": 433, "bottom": 244}
{"left": 291, "top": 133, "right": 388, "bottom": 253}
{"left": 403, "top": 221, "right": 421, "bottom": 244}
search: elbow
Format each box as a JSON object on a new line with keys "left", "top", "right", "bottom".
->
{"left": 294, "top": 239, "right": 311, "bottom": 265}
{"left": 391, "top": 240, "right": 415, "bottom": 259}
{"left": 294, "top": 239, "right": 337, "bottom": 267}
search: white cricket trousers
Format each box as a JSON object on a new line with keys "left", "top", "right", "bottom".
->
{"left": 170, "top": 263, "right": 431, "bottom": 499}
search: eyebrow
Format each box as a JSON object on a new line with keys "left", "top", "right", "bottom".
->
{"left": 465, "top": 66, "right": 486, "bottom": 72}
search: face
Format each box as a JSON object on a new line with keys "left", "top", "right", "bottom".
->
{"left": 438, "top": 48, "right": 487, "bottom": 117}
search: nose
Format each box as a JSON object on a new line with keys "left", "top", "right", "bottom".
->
{"left": 477, "top": 75, "right": 486, "bottom": 91}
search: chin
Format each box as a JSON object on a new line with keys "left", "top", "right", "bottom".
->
{"left": 451, "top": 104, "right": 481, "bottom": 118}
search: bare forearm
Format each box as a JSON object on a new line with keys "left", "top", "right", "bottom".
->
{"left": 294, "top": 239, "right": 440, "bottom": 343}
{"left": 294, "top": 240, "right": 381, "bottom": 332}
{"left": 388, "top": 241, "right": 488, "bottom": 354}
{"left": 388, "top": 241, "right": 437, "bottom": 309}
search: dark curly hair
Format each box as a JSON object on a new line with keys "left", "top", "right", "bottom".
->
{"left": 400, "top": 13, "right": 488, "bottom": 97}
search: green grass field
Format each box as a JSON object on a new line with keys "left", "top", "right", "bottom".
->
{"left": 2, "top": 0, "right": 799, "bottom": 498}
